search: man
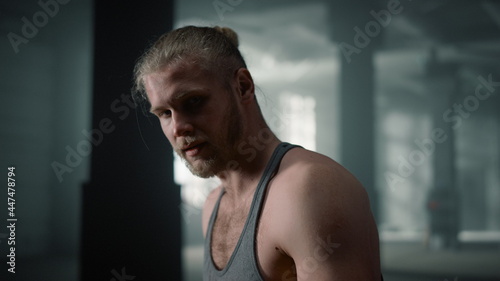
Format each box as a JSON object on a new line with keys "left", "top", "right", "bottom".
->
{"left": 133, "top": 25, "right": 382, "bottom": 280}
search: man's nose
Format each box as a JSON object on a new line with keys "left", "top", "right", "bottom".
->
{"left": 172, "top": 113, "right": 194, "bottom": 137}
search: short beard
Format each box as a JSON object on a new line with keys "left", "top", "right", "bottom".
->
{"left": 174, "top": 138, "right": 218, "bottom": 178}
{"left": 177, "top": 93, "right": 243, "bottom": 178}
{"left": 183, "top": 155, "right": 217, "bottom": 178}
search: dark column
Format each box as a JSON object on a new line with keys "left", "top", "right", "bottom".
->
{"left": 328, "top": 0, "right": 381, "bottom": 220}
{"left": 81, "top": 1, "right": 181, "bottom": 280}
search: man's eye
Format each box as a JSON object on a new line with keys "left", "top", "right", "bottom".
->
{"left": 158, "top": 110, "right": 171, "bottom": 117}
{"left": 188, "top": 96, "right": 202, "bottom": 105}
{"left": 185, "top": 96, "right": 205, "bottom": 112}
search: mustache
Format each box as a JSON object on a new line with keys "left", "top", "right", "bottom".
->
{"left": 176, "top": 136, "right": 206, "bottom": 150}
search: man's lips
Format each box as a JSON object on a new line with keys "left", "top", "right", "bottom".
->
{"left": 182, "top": 142, "right": 206, "bottom": 157}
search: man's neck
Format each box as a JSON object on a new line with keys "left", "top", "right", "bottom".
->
{"left": 216, "top": 137, "right": 281, "bottom": 202}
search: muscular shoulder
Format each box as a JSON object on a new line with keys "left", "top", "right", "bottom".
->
{"left": 202, "top": 186, "right": 222, "bottom": 238}
{"left": 274, "top": 147, "right": 369, "bottom": 209}
{"left": 270, "top": 149, "right": 378, "bottom": 280}
{"left": 270, "top": 147, "right": 369, "bottom": 222}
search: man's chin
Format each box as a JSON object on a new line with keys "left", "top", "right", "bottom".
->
{"left": 184, "top": 158, "right": 219, "bottom": 179}
{"left": 188, "top": 166, "right": 216, "bottom": 179}
{"left": 177, "top": 145, "right": 235, "bottom": 178}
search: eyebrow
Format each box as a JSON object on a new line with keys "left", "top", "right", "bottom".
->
{"left": 149, "top": 89, "right": 203, "bottom": 114}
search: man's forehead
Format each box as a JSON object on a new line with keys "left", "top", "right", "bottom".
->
{"left": 148, "top": 62, "right": 198, "bottom": 83}
{"left": 146, "top": 60, "right": 215, "bottom": 92}
{"left": 144, "top": 63, "right": 218, "bottom": 107}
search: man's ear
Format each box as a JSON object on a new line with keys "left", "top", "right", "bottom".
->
{"left": 234, "top": 68, "right": 255, "bottom": 104}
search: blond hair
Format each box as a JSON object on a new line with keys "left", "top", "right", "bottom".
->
{"left": 133, "top": 25, "right": 246, "bottom": 103}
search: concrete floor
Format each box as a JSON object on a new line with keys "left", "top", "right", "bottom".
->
{"left": 1, "top": 242, "right": 499, "bottom": 281}
{"left": 381, "top": 242, "right": 500, "bottom": 280}
{"left": 183, "top": 243, "right": 500, "bottom": 281}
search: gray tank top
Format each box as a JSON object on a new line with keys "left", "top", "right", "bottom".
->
{"left": 203, "top": 142, "right": 298, "bottom": 281}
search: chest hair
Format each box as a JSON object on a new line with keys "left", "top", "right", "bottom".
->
{"left": 211, "top": 200, "right": 252, "bottom": 269}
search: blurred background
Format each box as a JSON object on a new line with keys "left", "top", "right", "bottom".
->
{"left": 1, "top": 0, "right": 499, "bottom": 280}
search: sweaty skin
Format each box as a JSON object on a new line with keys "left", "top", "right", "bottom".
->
{"left": 144, "top": 61, "right": 381, "bottom": 281}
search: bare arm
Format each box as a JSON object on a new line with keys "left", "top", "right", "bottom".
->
{"left": 279, "top": 161, "right": 381, "bottom": 280}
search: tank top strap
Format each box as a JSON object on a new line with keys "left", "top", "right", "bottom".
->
{"left": 207, "top": 142, "right": 299, "bottom": 236}
{"left": 244, "top": 142, "right": 300, "bottom": 276}
{"left": 246, "top": 142, "right": 300, "bottom": 227}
